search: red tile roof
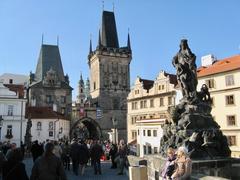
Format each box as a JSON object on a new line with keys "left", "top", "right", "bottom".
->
{"left": 26, "top": 107, "right": 66, "bottom": 119}
{"left": 197, "top": 55, "right": 240, "bottom": 77}
{"left": 4, "top": 84, "right": 25, "bottom": 98}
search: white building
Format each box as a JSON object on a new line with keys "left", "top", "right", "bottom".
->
{"left": 0, "top": 73, "right": 28, "bottom": 85}
{"left": 197, "top": 55, "right": 240, "bottom": 157}
{"left": 0, "top": 82, "right": 27, "bottom": 146}
{"left": 27, "top": 107, "right": 70, "bottom": 142}
{"left": 127, "top": 71, "right": 180, "bottom": 157}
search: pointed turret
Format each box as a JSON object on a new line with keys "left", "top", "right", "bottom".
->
{"left": 89, "top": 38, "right": 93, "bottom": 54}
{"left": 98, "top": 29, "right": 102, "bottom": 48}
{"left": 79, "top": 73, "right": 84, "bottom": 84}
{"left": 101, "top": 11, "right": 119, "bottom": 48}
{"left": 35, "top": 44, "right": 65, "bottom": 82}
{"left": 127, "top": 32, "right": 131, "bottom": 51}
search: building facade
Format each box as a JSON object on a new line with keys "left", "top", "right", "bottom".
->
{"left": 28, "top": 44, "right": 72, "bottom": 119}
{"left": 87, "top": 10, "right": 132, "bottom": 140}
{"left": 197, "top": 55, "right": 240, "bottom": 157}
{"left": 127, "top": 71, "right": 179, "bottom": 157}
{"left": 0, "top": 82, "right": 27, "bottom": 146}
{"left": 27, "top": 107, "right": 70, "bottom": 142}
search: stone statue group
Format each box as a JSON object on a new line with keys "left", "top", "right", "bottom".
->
{"left": 160, "top": 39, "right": 231, "bottom": 159}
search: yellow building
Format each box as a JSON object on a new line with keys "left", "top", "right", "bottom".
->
{"left": 127, "top": 71, "right": 179, "bottom": 156}
{"left": 197, "top": 55, "right": 240, "bottom": 157}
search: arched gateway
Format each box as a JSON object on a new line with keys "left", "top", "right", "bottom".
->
{"left": 70, "top": 117, "right": 102, "bottom": 140}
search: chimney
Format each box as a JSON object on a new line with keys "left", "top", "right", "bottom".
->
{"left": 201, "top": 54, "right": 216, "bottom": 67}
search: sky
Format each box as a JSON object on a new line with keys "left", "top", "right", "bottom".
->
{"left": 1, "top": 0, "right": 240, "bottom": 99}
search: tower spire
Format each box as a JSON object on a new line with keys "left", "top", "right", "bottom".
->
{"left": 101, "top": 11, "right": 119, "bottom": 48}
{"left": 41, "top": 33, "right": 44, "bottom": 45}
{"left": 57, "top": 35, "right": 59, "bottom": 46}
{"left": 89, "top": 34, "right": 93, "bottom": 54}
{"left": 127, "top": 29, "right": 131, "bottom": 51}
{"left": 98, "top": 29, "right": 101, "bottom": 48}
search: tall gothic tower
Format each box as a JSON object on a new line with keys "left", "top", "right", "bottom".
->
{"left": 28, "top": 44, "right": 73, "bottom": 119}
{"left": 88, "top": 10, "right": 132, "bottom": 140}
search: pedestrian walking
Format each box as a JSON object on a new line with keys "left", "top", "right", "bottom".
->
{"left": 79, "top": 140, "right": 90, "bottom": 175}
{"left": 53, "top": 141, "right": 62, "bottom": 158}
{"left": 62, "top": 141, "right": 70, "bottom": 170}
{"left": 30, "top": 142, "right": 67, "bottom": 180}
{"left": 117, "top": 139, "right": 128, "bottom": 175}
{"left": 70, "top": 139, "right": 80, "bottom": 176}
{"left": 2, "top": 148, "right": 29, "bottom": 180}
{"left": 31, "top": 140, "right": 44, "bottom": 162}
{"left": 90, "top": 140, "right": 104, "bottom": 175}
{"left": 109, "top": 143, "right": 118, "bottom": 169}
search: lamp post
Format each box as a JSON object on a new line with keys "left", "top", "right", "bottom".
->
{"left": 112, "top": 116, "right": 118, "bottom": 144}
{"left": 0, "top": 115, "right": 3, "bottom": 141}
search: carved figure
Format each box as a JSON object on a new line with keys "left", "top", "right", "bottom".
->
{"left": 198, "top": 84, "right": 211, "bottom": 103}
{"left": 172, "top": 39, "right": 197, "bottom": 100}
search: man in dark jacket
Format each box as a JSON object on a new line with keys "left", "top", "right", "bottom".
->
{"left": 30, "top": 142, "right": 67, "bottom": 180}
{"left": 79, "top": 140, "right": 90, "bottom": 175}
{"left": 31, "top": 141, "right": 44, "bottom": 162}
{"left": 3, "top": 148, "right": 29, "bottom": 180}
{"left": 70, "top": 139, "right": 80, "bottom": 175}
{"left": 109, "top": 143, "right": 118, "bottom": 169}
{"left": 90, "top": 140, "right": 103, "bottom": 175}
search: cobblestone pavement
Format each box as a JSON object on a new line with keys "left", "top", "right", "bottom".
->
{"left": 24, "top": 157, "right": 128, "bottom": 180}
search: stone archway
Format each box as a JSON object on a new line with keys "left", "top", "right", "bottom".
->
{"left": 70, "top": 117, "right": 102, "bottom": 140}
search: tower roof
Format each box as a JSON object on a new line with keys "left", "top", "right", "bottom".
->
{"left": 101, "top": 11, "right": 119, "bottom": 48}
{"left": 35, "top": 44, "right": 65, "bottom": 82}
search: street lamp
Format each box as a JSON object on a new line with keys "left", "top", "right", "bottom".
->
{"left": 0, "top": 115, "right": 3, "bottom": 140}
{"left": 112, "top": 116, "right": 118, "bottom": 144}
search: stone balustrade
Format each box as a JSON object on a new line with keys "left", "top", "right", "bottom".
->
{"left": 128, "top": 155, "right": 240, "bottom": 180}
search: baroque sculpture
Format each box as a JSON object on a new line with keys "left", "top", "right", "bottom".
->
{"left": 160, "top": 39, "right": 231, "bottom": 159}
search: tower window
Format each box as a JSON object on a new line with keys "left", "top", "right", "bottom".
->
{"left": 46, "top": 95, "right": 52, "bottom": 103}
{"left": 9, "top": 79, "right": 13, "bottom": 84}
{"left": 94, "top": 82, "right": 96, "bottom": 90}
{"left": 61, "top": 96, "right": 66, "bottom": 103}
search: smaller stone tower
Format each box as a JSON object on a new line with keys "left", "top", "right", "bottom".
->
{"left": 76, "top": 74, "right": 85, "bottom": 106}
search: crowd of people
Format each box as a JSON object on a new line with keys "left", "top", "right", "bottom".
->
{"left": 0, "top": 138, "right": 129, "bottom": 180}
{"left": 0, "top": 139, "right": 192, "bottom": 180}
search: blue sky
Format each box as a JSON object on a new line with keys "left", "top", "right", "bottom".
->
{"left": 1, "top": 0, "right": 240, "bottom": 99}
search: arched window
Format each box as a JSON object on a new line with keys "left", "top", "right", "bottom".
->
{"left": 49, "top": 122, "right": 53, "bottom": 130}
{"left": 37, "top": 122, "right": 42, "bottom": 130}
